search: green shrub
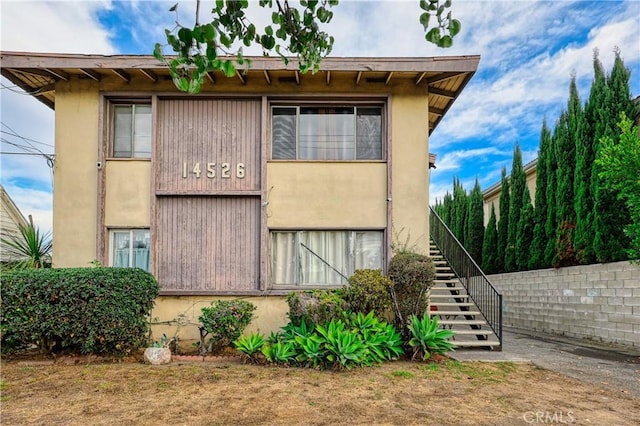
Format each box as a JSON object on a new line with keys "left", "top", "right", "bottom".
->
{"left": 0, "top": 268, "right": 159, "bottom": 355}
{"left": 286, "top": 290, "right": 347, "bottom": 326}
{"left": 407, "top": 314, "right": 455, "bottom": 361}
{"left": 198, "top": 299, "right": 256, "bottom": 353}
{"left": 234, "top": 332, "right": 265, "bottom": 364}
{"left": 341, "top": 269, "right": 393, "bottom": 321}
{"left": 387, "top": 252, "right": 436, "bottom": 340}
{"left": 251, "top": 311, "right": 404, "bottom": 370}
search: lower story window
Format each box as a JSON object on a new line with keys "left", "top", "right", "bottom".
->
{"left": 110, "top": 229, "right": 150, "bottom": 272}
{"left": 271, "top": 230, "right": 383, "bottom": 286}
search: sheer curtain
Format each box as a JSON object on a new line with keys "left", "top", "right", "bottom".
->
{"left": 299, "top": 107, "right": 355, "bottom": 160}
{"left": 271, "top": 231, "right": 383, "bottom": 286}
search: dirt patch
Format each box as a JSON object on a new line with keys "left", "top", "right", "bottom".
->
{"left": 1, "top": 356, "right": 638, "bottom": 425}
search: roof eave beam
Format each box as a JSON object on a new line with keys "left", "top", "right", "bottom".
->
{"left": 236, "top": 70, "right": 246, "bottom": 85}
{"left": 112, "top": 69, "right": 130, "bottom": 83}
{"left": 139, "top": 69, "right": 158, "bottom": 82}
{"left": 263, "top": 70, "right": 271, "bottom": 85}
{"left": 44, "top": 68, "right": 69, "bottom": 81}
{"left": 80, "top": 69, "right": 101, "bottom": 81}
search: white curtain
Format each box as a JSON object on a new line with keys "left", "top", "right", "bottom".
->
{"left": 271, "top": 231, "right": 383, "bottom": 286}
{"left": 299, "top": 107, "right": 355, "bottom": 160}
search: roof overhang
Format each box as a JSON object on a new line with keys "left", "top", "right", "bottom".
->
{"left": 0, "top": 51, "right": 479, "bottom": 134}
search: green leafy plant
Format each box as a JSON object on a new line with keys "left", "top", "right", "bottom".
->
{"left": 407, "top": 314, "right": 455, "bottom": 361}
{"left": 198, "top": 299, "right": 256, "bottom": 354}
{"left": 262, "top": 340, "right": 297, "bottom": 364}
{"left": 387, "top": 252, "right": 436, "bottom": 341}
{"left": 341, "top": 269, "right": 393, "bottom": 321}
{"left": 234, "top": 332, "right": 265, "bottom": 363}
{"left": 316, "top": 319, "right": 367, "bottom": 370}
{"left": 286, "top": 290, "right": 347, "bottom": 326}
{"left": 0, "top": 216, "right": 52, "bottom": 269}
{"left": 0, "top": 268, "right": 159, "bottom": 355}
{"left": 294, "top": 333, "right": 326, "bottom": 368}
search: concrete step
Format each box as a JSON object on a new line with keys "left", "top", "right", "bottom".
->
{"left": 429, "top": 294, "right": 469, "bottom": 299}
{"left": 431, "top": 311, "right": 482, "bottom": 316}
{"left": 451, "top": 340, "right": 500, "bottom": 348}
{"left": 431, "top": 302, "right": 475, "bottom": 307}
{"left": 451, "top": 329, "right": 494, "bottom": 336}
{"left": 437, "top": 319, "right": 487, "bottom": 326}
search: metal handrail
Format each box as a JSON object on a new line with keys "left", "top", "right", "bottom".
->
{"left": 429, "top": 207, "right": 503, "bottom": 347}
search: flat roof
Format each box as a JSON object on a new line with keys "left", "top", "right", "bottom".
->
{"left": 0, "top": 52, "right": 480, "bottom": 134}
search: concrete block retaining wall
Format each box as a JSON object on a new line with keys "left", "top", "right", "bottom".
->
{"left": 487, "top": 261, "right": 640, "bottom": 348}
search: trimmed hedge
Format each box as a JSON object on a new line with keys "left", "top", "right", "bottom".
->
{"left": 341, "top": 269, "right": 393, "bottom": 321}
{"left": 1, "top": 268, "right": 159, "bottom": 356}
{"left": 387, "top": 252, "right": 436, "bottom": 340}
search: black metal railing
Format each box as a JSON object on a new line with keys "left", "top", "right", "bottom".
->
{"left": 429, "top": 207, "right": 503, "bottom": 347}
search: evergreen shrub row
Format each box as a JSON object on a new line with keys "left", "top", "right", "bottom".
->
{"left": 1, "top": 268, "right": 159, "bottom": 355}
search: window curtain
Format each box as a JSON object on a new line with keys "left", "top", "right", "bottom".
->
{"left": 112, "top": 230, "right": 150, "bottom": 272}
{"left": 299, "top": 107, "right": 355, "bottom": 160}
{"left": 271, "top": 232, "right": 298, "bottom": 284}
{"left": 299, "top": 231, "right": 351, "bottom": 285}
{"left": 356, "top": 108, "right": 382, "bottom": 160}
{"left": 272, "top": 107, "right": 297, "bottom": 159}
{"left": 271, "top": 231, "right": 384, "bottom": 286}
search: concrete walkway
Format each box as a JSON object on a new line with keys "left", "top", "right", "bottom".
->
{"left": 450, "top": 327, "right": 640, "bottom": 399}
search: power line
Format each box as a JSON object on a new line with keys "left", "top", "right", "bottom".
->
{"left": 0, "top": 130, "right": 54, "bottom": 148}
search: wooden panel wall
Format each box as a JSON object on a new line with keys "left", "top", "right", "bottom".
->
{"left": 155, "top": 196, "right": 260, "bottom": 292}
{"left": 154, "top": 98, "right": 263, "bottom": 293}
{"left": 156, "top": 98, "right": 261, "bottom": 194}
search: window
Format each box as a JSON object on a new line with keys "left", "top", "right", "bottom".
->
{"left": 110, "top": 229, "right": 150, "bottom": 272}
{"left": 271, "top": 230, "right": 384, "bottom": 286}
{"left": 272, "top": 105, "right": 383, "bottom": 160}
{"left": 112, "top": 104, "right": 152, "bottom": 158}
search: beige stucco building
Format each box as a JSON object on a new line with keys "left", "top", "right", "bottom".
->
{"left": 1, "top": 52, "right": 479, "bottom": 344}
{"left": 482, "top": 158, "right": 537, "bottom": 227}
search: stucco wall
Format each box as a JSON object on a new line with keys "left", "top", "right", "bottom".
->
{"left": 488, "top": 261, "right": 640, "bottom": 348}
{"left": 104, "top": 161, "right": 151, "bottom": 226}
{"left": 151, "top": 295, "right": 289, "bottom": 348}
{"left": 266, "top": 162, "right": 387, "bottom": 228}
{"left": 391, "top": 94, "right": 430, "bottom": 253}
{"left": 53, "top": 81, "right": 100, "bottom": 267}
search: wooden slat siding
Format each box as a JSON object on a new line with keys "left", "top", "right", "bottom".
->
{"left": 156, "top": 98, "right": 261, "bottom": 194}
{"left": 155, "top": 196, "right": 260, "bottom": 291}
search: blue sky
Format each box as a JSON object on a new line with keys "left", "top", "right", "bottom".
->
{"left": 1, "top": 0, "right": 639, "bottom": 235}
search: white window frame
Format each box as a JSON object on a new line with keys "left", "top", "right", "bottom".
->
{"left": 109, "top": 229, "right": 151, "bottom": 272}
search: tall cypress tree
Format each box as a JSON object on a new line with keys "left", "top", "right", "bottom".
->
{"left": 593, "top": 49, "right": 635, "bottom": 262}
{"left": 505, "top": 144, "right": 526, "bottom": 272}
{"left": 574, "top": 53, "right": 605, "bottom": 264}
{"left": 482, "top": 204, "right": 499, "bottom": 274}
{"left": 516, "top": 186, "right": 535, "bottom": 271}
{"left": 544, "top": 117, "right": 559, "bottom": 267}
{"left": 465, "top": 178, "right": 484, "bottom": 265}
{"left": 553, "top": 77, "right": 581, "bottom": 267}
{"left": 529, "top": 120, "right": 551, "bottom": 270}
{"left": 496, "top": 167, "right": 510, "bottom": 273}
{"left": 452, "top": 177, "right": 468, "bottom": 245}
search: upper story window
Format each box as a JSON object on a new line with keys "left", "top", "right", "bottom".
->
{"left": 272, "top": 105, "right": 383, "bottom": 160}
{"left": 112, "top": 104, "right": 152, "bottom": 158}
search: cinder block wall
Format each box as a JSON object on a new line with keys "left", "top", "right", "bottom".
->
{"left": 487, "top": 261, "right": 640, "bottom": 348}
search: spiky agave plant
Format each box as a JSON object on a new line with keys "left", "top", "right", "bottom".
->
{"left": 1, "top": 215, "right": 52, "bottom": 269}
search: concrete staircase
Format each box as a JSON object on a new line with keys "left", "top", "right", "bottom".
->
{"left": 429, "top": 241, "right": 501, "bottom": 350}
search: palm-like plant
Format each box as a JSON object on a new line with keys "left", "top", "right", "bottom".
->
{"left": 407, "top": 314, "right": 456, "bottom": 361}
{"left": 1, "top": 215, "right": 52, "bottom": 269}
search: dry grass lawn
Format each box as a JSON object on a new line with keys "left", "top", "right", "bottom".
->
{"left": 1, "top": 357, "right": 639, "bottom": 425}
